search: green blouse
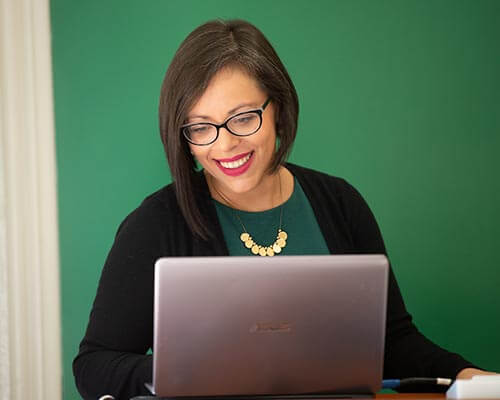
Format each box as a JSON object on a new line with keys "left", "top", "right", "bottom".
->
{"left": 213, "top": 177, "right": 329, "bottom": 256}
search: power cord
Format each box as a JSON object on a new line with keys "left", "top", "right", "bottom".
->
{"left": 383, "top": 377, "right": 453, "bottom": 389}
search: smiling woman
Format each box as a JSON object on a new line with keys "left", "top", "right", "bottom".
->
{"left": 159, "top": 20, "right": 299, "bottom": 239}
{"left": 72, "top": 19, "right": 496, "bottom": 400}
{"left": 186, "top": 68, "right": 291, "bottom": 211}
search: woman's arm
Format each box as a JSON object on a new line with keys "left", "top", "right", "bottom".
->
{"left": 73, "top": 198, "right": 169, "bottom": 399}
{"left": 456, "top": 368, "right": 498, "bottom": 379}
{"left": 340, "top": 180, "right": 480, "bottom": 386}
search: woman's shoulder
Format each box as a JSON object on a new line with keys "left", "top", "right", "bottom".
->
{"left": 140, "top": 181, "right": 178, "bottom": 212}
{"left": 285, "top": 162, "right": 374, "bottom": 223}
{"left": 140, "top": 170, "right": 207, "bottom": 212}
{"left": 286, "top": 163, "right": 357, "bottom": 196}
{"left": 116, "top": 171, "right": 208, "bottom": 239}
{"left": 114, "top": 182, "right": 182, "bottom": 239}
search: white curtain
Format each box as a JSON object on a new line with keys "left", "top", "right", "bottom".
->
{"left": 0, "top": 138, "right": 10, "bottom": 400}
{"left": 0, "top": 0, "right": 62, "bottom": 398}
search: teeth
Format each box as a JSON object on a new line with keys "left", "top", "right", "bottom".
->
{"left": 219, "top": 153, "right": 252, "bottom": 169}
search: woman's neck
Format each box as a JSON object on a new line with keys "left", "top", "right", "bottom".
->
{"left": 206, "top": 166, "right": 294, "bottom": 212}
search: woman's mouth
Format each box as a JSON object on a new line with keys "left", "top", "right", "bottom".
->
{"left": 215, "top": 151, "right": 254, "bottom": 176}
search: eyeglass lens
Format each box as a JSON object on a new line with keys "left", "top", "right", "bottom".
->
{"left": 183, "top": 111, "right": 261, "bottom": 145}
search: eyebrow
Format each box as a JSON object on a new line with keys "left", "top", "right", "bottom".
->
{"left": 187, "top": 102, "right": 260, "bottom": 121}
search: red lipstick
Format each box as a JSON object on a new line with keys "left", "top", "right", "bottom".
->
{"left": 215, "top": 151, "right": 254, "bottom": 177}
{"left": 216, "top": 152, "right": 251, "bottom": 163}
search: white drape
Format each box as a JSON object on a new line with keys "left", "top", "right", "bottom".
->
{"left": 0, "top": 0, "right": 62, "bottom": 398}
{"left": 0, "top": 132, "right": 11, "bottom": 400}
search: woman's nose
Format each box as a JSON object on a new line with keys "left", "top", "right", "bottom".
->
{"left": 215, "top": 127, "right": 240, "bottom": 152}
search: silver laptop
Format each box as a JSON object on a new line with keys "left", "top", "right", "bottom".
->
{"left": 150, "top": 255, "right": 388, "bottom": 398}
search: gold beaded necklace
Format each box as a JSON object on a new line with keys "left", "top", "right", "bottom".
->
{"left": 210, "top": 171, "right": 288, "bottom": 257}
{"left": 235, "top": 210, "right": 287, "bottom": 257}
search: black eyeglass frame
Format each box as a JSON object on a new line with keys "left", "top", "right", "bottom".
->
{"left": 181, "top": 98, "right": 272, "bottom": 146}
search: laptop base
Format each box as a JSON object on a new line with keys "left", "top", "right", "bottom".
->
{"left": 131, "top": 395, "right": 375, "bottom": 400}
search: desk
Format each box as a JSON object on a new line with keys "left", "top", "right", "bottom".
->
{"left": 131, "top": 395, "right": 446, "bottom": 400}
{"left": 376, "top": 395, "right": 444, "bottom": 399}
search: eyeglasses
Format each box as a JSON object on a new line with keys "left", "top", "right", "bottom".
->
{"left": 181, "top": 98, "right": 271, "bottom": 146}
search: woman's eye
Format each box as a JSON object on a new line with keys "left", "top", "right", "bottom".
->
{"left": 233, "top": 113, "right": 257, "bottom": 125}
{"left": 190, "top": 125, "right": 209, "bottom": 134}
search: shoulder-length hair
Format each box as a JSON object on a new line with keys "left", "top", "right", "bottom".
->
{"left": 159, "top": 19, "right": 299, "bottom": 240}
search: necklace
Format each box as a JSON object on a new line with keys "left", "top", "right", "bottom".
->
{"left": 210, "top": 171, "right": 288, "bottom": 257}
{"left": 236, "top": 210, "right": 288, "bottom": 257}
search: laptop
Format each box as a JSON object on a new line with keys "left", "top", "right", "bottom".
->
{"left": 148, "top": 255, "right": 388, "bottom": 398}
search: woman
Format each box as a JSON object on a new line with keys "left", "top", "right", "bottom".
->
{"left": 73, "top": 19, "right": 492, "bottom": 399}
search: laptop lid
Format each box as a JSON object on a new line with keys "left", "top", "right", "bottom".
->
{"left": 152, "top": 255, "right": 388, "bottom": 397}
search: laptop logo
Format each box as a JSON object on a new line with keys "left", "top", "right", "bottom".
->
{"left": 249, "top": 322, "right": 292, "bottom": 333}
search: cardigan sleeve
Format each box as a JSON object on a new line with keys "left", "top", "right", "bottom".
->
{"left": 73, "top": 198, "right": 167, "bottom": 399}
{"left": 339, "top": 179, "right": 478, "bottom": 391}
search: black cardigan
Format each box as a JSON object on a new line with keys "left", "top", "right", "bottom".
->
{"left": 73, "top": 163, "right": 475, "bottom": 399}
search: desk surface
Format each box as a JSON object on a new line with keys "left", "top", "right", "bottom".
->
{"left": 131, "top": 395, "right": 446, "bottom": 400}
{"left": 376, "top": 395, "right": 444, "bottom": 399}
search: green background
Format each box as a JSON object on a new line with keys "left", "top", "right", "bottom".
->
{"left": 50, "top": 1, "right": 500, "bottom": 398}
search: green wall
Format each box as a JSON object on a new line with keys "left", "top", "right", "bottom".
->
{"left": 51, "top": 1, "right": 500, "bottom": 398}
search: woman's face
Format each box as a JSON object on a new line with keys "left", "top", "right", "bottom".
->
{"left": 186, "top": 67, "right": 277, "bottom": 198}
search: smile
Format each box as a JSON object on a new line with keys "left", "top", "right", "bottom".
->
{"left": 215, "top": 151, "right": 254, "bottom": 177}
{"left": 219, "top": 152, "right": 252, "bottom": 169}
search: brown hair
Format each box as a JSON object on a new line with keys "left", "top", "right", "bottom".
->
{"left": 159, "top": 19, "right": 299, "bottom": 239}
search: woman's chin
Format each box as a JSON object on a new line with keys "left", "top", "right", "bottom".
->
{"left": 218, "top": 178, "right": 257, "bottom": 196}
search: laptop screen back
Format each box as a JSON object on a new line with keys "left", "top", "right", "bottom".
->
{"left": 152, "top": 255, "right": 388, "bottom": 397}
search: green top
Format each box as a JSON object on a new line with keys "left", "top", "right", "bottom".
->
{"left": 213, "top": 177, "right": 330, "bottom": 256}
